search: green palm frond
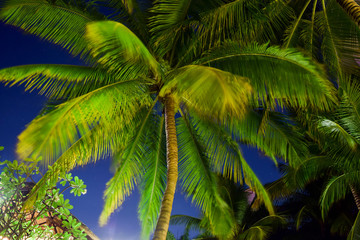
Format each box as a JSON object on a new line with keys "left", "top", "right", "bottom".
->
{"left": 237, "top": 148, "right": 275, "bottom": 215}
{"left": 316, "top": 117, "right": 357, "bottom": 149}
{"left": 100, "top": 0, "right": 148, "bottom": 41}
{"left": 295, "top": 206, "right": 309, "bottom": 230}
{"left": 231, "top": 110, "right": 308, "bottom": 167}
{"left": 330, "top": 213, "right": 353, "bottom": 236}
{"left": 100, "top": 102, "right": 159, "bottom": 226}
{"left": 196, "top": 42, "right": 336, "bottom": 110}
{"left": 161, "top": 65, "right": 252, "bottom": 120}
{"left": 251, "top": 215, "right": 286, "bottom": 230}
{"left": 320, "top": 172, "right": 360, "bottom": 218}
{"left": 180, "top": 111, "right": 274, "bottom": 215}
{"left": 23, "top": 110, "right": 137, "bottom": 209}
{"left": 197, "top": 0, "right": 291, "bottom": 47}
{"left": 318, "top": 0, "right": 360, "bottom": 77}
{"left": 85, "top": 20, "right": 161, "bottom": 78}
{"left": 0, "top": 0, "right": 104, "bottom": 56}
{"left": 149, "top": 0, "right": 194, "bottom": 34}
{"left": 166, "top": 231, "right": 176, "bottom": 240}
{"left": 138, "top": 115, "right": 167, "bottom": 240}
{"left": 170, "top": 214, "right": 203, "bottom": 232}
{"left": 0, "top": 64, "right": 121, "bottom": 99}
{"left": 17, "top": 80, "right": 151, "bottom": 162}
{"left": 149, "top": 0, "right": 228, "bottom": 59}
{"left": 348, "top": 210, "right": 360, "bottom": 240}
{"left": 261, "top": 177, "right": 294, "bottom": 203}
{"left": 177, "top": 115, "right": 236, "bottom": 238}
{"left": 299, "top": 2, "right": 320, "bottom": 58}
{"left": 239, "top": 225, "right": 272, "bottom": 240}
{"left": 283, "top": 0, "right": 312, "bottom": 48}
{"left": 286, "top": 156, "right": 332, "bottom": 188}
{"left": 189, "top": 115, "right": 244, "bottom": 184}
{"left": 99, "top": 148, "right": 144, "bottom": 226}
{"left": 197, "top": 0, "right": 258, "bottom": 48}
{"left": 337, "top": 82, "right": 360, "bottom": 141}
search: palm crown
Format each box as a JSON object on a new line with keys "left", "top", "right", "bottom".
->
{"left": 0, "top": 0, "right": 336, "bottom": 239}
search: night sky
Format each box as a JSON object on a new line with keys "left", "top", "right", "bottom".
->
{"left": 0, "top": 22, "right": 281, "bottom": 239}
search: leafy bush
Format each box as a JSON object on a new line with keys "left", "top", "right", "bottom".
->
{"left": 0, "top": 147, "right": 88, "bottom": 239}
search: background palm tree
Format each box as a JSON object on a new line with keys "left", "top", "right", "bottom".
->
{"left": 170, "top": 177, "right": 286, "bottom": 240}
{"left": 0, "top": 0, "right": 336, "bottom": 239}
{"left": 261, "top": 80, "right": 360, "bottom": 238}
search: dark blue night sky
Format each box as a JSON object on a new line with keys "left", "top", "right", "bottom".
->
{"left": 0, "top": 22, "right": 281, "bottom": 239}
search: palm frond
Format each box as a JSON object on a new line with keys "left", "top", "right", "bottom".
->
{"left": 318, "top": 0, "right": 360, "bottom": 77}
{"left": 197, "top": 0, "right": 292, "bottom": 47}
{"left": 166, "top": 231, "right": 176, "bottom": 240}
{"left": 0, "top": 0, "right": 104, "bottom": 57}
{"left": 316, "top": 117, "right": 357, "bottom": 149}
{"left": 188, "top": 114, "right": 244, "bottom": 184}
{"left": 170, "top": 214, "right": 203, "bottom": 232}
{"left": 196, "top": 42, "right": 336, "bottom": 110}
{"left": 23, "top": 109, "right": 137, "bottom": 209}
{"left": 232, "top": 110, "right": 308, "bottom": 167}
{"left": 98, "top": 0, "right": 148, "bottom": 41}
{"left": 180, "top": 111, "right": 274, "bottom": 215}
{"left": 348, "top": 210, "right": 360, "bottom": 240}
{"left": 337, "top": 81, "right": 360, "bottom": 142}
{"left": 100, "top": 101, "right": 159, "bottom": 226}
{"left": 161, "top": 65, "right": 252, "bottom": 120}
{"left": 85, "top": 20, "right": 161, "bottom": 78}
{"left": 149, "top": 0, "right": 192, "bottom": 37}
{"left": 17, "top": 80, "right": 151, "bottom": 163}
{"left": 177, "top": 115, "right": 236, "bottom": 238}
{"left": 285, "top": 156, "right": 332, "bottom": 189}
{"left": 237, "top": 148, "right": 275, "bottom": 215}
{"left": 320, "top": 172, "right": 360, "bottom": 218}
{"left": 295, "top": 206, "right": 309, "bottom": 230}
{"left": 0, "top": 64, "right": 122, "bottom": 99}
{"left": 283, "top": 0, "right": 312, "bottom": 48}
{"left": 239, "top": 225, "right": 272, "bottom": 240}
{"left": 138, "top": 115, "right": 167, "bottom": 240}
{"left": 99, "top": 148, "right": 144, "bottom": 226}
{"left": 251, "top": 215, "right": 286, "bottom": 230}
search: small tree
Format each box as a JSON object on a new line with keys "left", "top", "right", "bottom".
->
{"left": 0, "top": 146, "right": 88, "bottom": 240}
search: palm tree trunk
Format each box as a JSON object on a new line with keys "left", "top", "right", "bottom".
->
{"left": 153, "top": 96, "right": 178, "bottom": 240}
{"left": 350, "top": 185, "right": 360, "bottom": 210}
{"left": 336, "top": 0, "right": 360, "bottom": 26}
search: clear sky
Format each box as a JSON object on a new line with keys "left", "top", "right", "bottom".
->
{"left": 0, "top": 22, "right": 281, "bottom": 239}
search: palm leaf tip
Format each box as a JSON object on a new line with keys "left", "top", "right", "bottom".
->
{"left": 85, "top": 20, "right": 160, "bottom": 78}
{"left": 161, "top": 65, "right": 252, "bottom": 120}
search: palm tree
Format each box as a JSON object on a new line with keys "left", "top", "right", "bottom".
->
{"left": 264, "top": 80, "right": 360, "bottom": 239}
{"left": 0, "top": 0, "right": 335, "bottom": 239}
{"left": 170, "top": 177, "right": 286, "bottom": 240}
{"left": 265, "top": 177, "right": 354, "bottom": 240}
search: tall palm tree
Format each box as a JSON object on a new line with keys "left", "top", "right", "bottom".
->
{"left": 0, "top": 0, "right": 335, "bottom": 239}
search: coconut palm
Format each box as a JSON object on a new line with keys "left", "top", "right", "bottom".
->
{"left": 0, "top": 0, "right": 336, "bottom": 239}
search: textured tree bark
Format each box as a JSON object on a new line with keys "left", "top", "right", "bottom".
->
{"left": 350, "top": 185, "right": 360, "bottom": 210}
{"left": 336, "top": 0, "right": 360, "bottom": 26}
{"left": 153, "top": 96, "right": 178, "bottom": 240}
